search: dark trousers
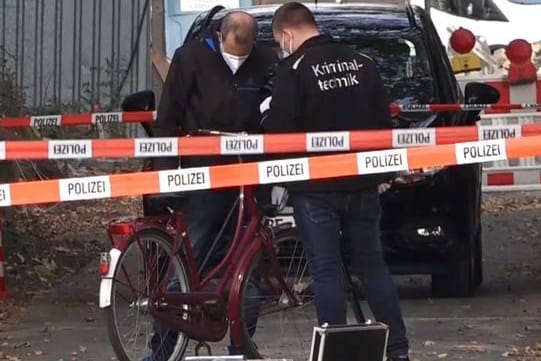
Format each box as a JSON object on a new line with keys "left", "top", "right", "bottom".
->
{"left": 291, "top": 189, "right": 409, "bottom": 358}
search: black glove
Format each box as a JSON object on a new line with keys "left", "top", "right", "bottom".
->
{"left": 261, "top": 62, "right": 278, "bottom": 98}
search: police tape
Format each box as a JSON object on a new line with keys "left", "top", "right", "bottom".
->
{"left": 2, "top": 104, "right": 540, "bottom": 128}
{"left": 0, "top": 123, "right": 540, "bottom": 160}
{"left": 389, "top": 103, "right": 541, "bottom": 114}
{"left": 0, "top": 111, "right": 156, "bottom": 128}
{"left": 0, "top": 135, "right": 540, "bottom": 207}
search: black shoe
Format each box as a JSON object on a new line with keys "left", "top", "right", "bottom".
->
{"left": 227, "top": 345, "right": 245, "bottom": 356}
{"left": 388, "top": 355, "right": 410, "bottom": 361}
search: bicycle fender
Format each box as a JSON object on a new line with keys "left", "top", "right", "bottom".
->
{"left": 99, "top": 248, "right": 122, "bottom": 308}
{"left": 227, "top": 239, "right": 263, "bottom": 346}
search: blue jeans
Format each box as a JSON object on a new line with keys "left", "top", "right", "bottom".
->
{"left": 149, "top": 190, "right": 257, "bottom": 361}
{"left": 291, "top": 189, "right": 409, "bottom": 358}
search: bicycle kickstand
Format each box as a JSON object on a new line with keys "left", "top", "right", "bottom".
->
{"left": 195, "top": 341, "right": 212, "bottom": 357}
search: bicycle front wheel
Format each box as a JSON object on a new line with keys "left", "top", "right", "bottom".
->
{"left": 104, "top": 229, "right": 191, "bottom": 361}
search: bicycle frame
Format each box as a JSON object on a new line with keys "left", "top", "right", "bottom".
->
{"left": 101, "top": 183, "right": 297, "bottom": 345}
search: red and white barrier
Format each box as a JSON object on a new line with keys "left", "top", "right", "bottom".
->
{"left": 483, "top": 168, "right": 541, "bottom": 191}
{"left": 456, "top": 76, "right": 541, "bottom": 114}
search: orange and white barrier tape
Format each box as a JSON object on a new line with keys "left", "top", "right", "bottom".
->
{"left": 1, "top": 124, "right": 541, "bottom": 160}
{"left": 0, "top": 135, "right": 540, "bottom": 208}
{"left": 2, "top": 104, "right": 541, "bottom": 129}
{"left": 0, "top": 111, "right": 156, "bottom": 128}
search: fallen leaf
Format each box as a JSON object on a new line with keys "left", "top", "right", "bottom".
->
{"left": 454, "top": 344, "right": 487, "bottom": 352}
{"left": 5, "top": 355, "right": 22, "bottom": 361}
{"left": 12, "top": 341, "right": 30, "bottom": 349}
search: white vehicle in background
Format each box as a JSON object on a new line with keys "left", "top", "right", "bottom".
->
{"left": 410, "top": 0, "right": 541, "bottom": 50}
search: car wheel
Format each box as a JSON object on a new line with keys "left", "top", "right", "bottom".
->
{"left": 431, "top": 243, "right": 474, "bottom": 298}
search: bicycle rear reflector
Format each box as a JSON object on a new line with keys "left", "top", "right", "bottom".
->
{"left": 99, "top": 252, "right": 110, "bottom": 276}
{"left": 107, "top": 220, "right": 134, "bottom": 246}
{"left": 109, "top": 222, "right": 133, "bottom": 236}
{"left": 309, "top": 322, "right": 389, "bottom": 361}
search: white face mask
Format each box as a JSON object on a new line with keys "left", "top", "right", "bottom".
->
{"left": 220, "top": 43, "right": 249, "bottom": 74}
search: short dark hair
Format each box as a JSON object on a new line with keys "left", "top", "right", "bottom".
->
{"left": 272, "top": 2, "right": 317, "bottom": 32}
{"left": 220, "top": 11, "right": 257, "bottom": 46}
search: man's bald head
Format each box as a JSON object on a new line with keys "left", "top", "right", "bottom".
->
{"left": 218, "top": 11, "right": 257, "bottom": 56}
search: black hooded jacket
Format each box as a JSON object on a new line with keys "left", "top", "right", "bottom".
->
{"left": 261, "top": 35, "right": 394, "bottom": 193}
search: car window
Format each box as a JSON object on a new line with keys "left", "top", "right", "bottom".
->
{"left": 253, "top": 15, "right": 436, "bottom": 106}
{"left": 339, "top": 36, "right": 435, "bottom": 105}
{"left": 432, "top": 0, "right": 508, "bottom": 20}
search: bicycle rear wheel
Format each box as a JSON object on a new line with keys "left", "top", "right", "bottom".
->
{"left": 104, "top": 229, "right": 191, "bottom": 361}
{"left": 236, "top": 228, "right": 365, "bottom": 360}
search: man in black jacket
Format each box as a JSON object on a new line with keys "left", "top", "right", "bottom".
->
{"left": 261, "top": 3, "right": 409, "bottom": 361}
{"left": 146, "top": 10, "right": 277, "bottom": 361}
{"left": 154, "top": 9, "right": 276, "bottom": 270}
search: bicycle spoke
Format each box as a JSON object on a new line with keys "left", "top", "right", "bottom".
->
{"left": 107, "top": 230, "right": 191, "bottom": 361}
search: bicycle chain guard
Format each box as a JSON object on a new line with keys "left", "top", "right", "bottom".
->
{"left": 149, "top": 292, "right": 229, "bottom": 342}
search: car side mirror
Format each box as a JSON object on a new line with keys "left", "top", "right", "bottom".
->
{"left": 121, "top": 90, "right": 156, "bottom": 137}
{"left": 121, "top": 90, "right": 156, "bottom": 112}
{"left": 464, "top": 82, "right": 500, "bottom": 105}
{"left": 462, "top": 82, "right": 500, "bottom": 123}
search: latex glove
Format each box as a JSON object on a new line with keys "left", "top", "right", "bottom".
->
{"left": 260, "top": 96, "right": 272, "bottom": 114}
{"left": 377, "top": 183, "right": 391, "bottom": 194}
{"left": 271, "top": 186, "right": 289, "bottom": 212}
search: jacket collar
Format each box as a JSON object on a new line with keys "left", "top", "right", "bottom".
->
{"left": 296, "top": 34, "right": 335, "bottom": 53}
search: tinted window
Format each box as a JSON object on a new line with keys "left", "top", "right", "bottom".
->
{"left": 432, "top": 0, "right": 508, "bottom": 20}
{"left": 194, "top": 11, "right": 437, "bottom": 107}
{"left": 253, "top": 14, "right": 436, "bottom": 105}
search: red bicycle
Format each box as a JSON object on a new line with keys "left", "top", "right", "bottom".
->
{"left": 98, "top": 129, "right": 366, "bottom": 361}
